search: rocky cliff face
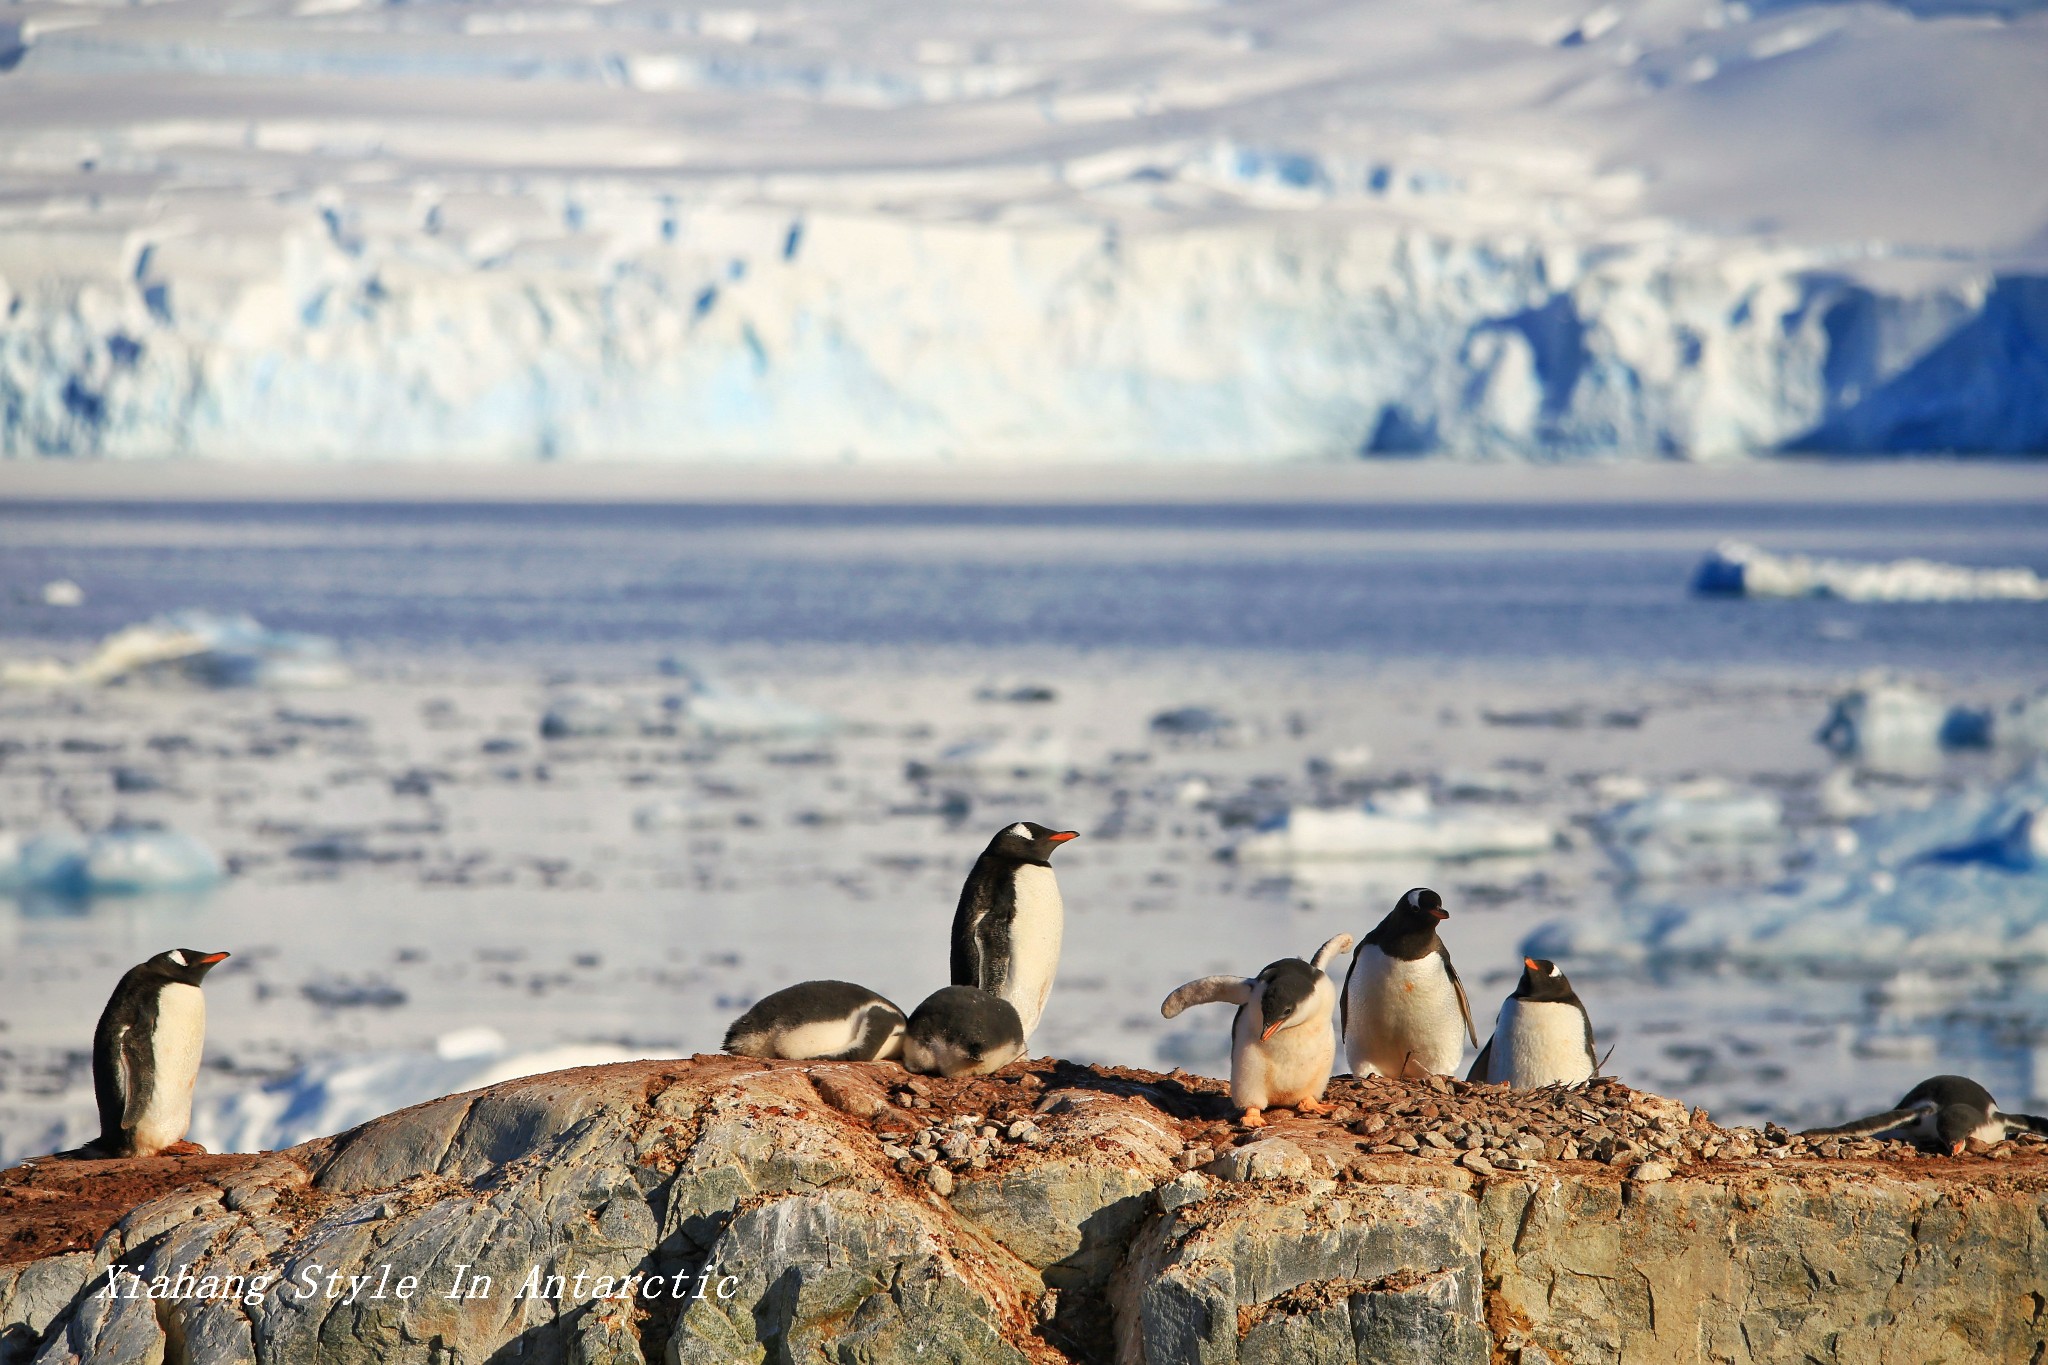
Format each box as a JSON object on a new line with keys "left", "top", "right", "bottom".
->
{"left": 2, "top": 1057, "right": 2044, "bottom": 1365}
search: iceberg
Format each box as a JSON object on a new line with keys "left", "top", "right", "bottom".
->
{"left": 189, "top": 1030, "right": 677, "bottom": 1153}
{"left": 0, "top": 823, "right": 224, "bottom": 898}
{"left": 660, "top": 660, "right": 839, "bottom": 742}
{"left": 1693, "top": 543, "right": 2048, "bottom": 603}
{"left": 1234, "top": 797, "right": 1556, "bottom": 863}
{"left": 0, "top": 611, "right": 349, "bottom": 689}
{"left": 1817, "top": 678, "right": 2004, "bottom": 774}
{"left": 908, "top": 730, "right": 1068, "bottom": 781}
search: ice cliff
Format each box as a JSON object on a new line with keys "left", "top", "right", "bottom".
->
{"left": 1, "top": 0, "right": 2045, "bottom": 461}
{"left": 4, "top": 1057, "right": 2047, "bottom": 1364}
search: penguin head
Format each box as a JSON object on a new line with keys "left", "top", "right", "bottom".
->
{"left": 1252, "top": 959, "right": 1324, "bottom": 1040}
{"left": 1513, "top": 957, "right": 1578, "bottom": 1004}
{"left": 1367, "top": 888, "right": 1449, "bottom": 957}
{"left": 148, "top": 948, "right": 231, "bottom": 985}
{"left": 985, "top": 821, "right": 1079, "bottom": 866}
{"left": 1934, "top": 1103, "right": 1983, "bottom": 1156}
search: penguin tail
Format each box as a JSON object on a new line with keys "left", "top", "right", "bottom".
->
{"left": 2002, "top": 1111, "right": 2048, "bottom": 1137}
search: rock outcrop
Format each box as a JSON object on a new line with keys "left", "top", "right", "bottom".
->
{"left": 2, "top": 1057, "right": 2045, "bottom": 1365}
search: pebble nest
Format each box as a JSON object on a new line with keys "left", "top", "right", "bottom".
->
{"left": 862, "top": 1063, "right": 2048, "bottom": 1188}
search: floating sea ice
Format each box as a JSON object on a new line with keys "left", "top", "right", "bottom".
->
{"left": 190, "top": 1034, "right": 675, "bottom": 1153}
{"left": 40, "top": 580, "right": 84, "bottom": 607}
{"left": 0, "top": 823, "right": 223, "bottom": 897}
{"left": 908, "top": 730, "right": 1069, "bottom": 780}
{"left": 1816, "top": 677, "right": 1993, "bottom": 774}
{"left": 1150, "top": 706, "right": 1239, "bottom": 741}
{"left": 1234, "top": 794, "right": 1555, "bottom": 862}
{"left": 1594, "top": 778, "right": 1782, "bottom": 881}
{"left": 1693, "top": 541, "right": 2048, "bottom": 602}
{"left": 539, "top": 692, "right": 655, "bottom": 739}
{"left": 0, "top": 610, "right": 348, "bottom": 689}
{"left": 660, "top": 658, "right": 839, "bottom": 740}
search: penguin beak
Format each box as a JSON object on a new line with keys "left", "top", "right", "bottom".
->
{"left": 1950, "top": 1141, "right": 1967, "bottom": 1157}
{"left": 1430, "top": 906, "right": 1449, "bottom": 922}
{"left": 1046, "top": 831, "right": 1078, "bottom": 844}
{"left": 198, "top": 952, "right": 230, "bottom": 964}
{"left": 1522, "top": 957, "right": 1539, "bottom": 972}
{"left": 1261, "top": 1020, "right": 1284, "bottom": 1041}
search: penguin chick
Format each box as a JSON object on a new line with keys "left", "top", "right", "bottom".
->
{"left": 950, "top": 821, "right": 1078, "bottom": 1040}
{"left": 722, "top": 981, "right": 907, "bottom": 1062}
{"left": 1162, "top": 934, "right": 1353, "bottom": 1128}
{"left": 90, "top": 948, "right": 231, "bottom": 1158}
{"left": 1343, "top": 888, "right": 1477, "bottom": 1079}
{"left": 1803, "top": 1075, "right": 2048, "bottom": 1156}
{"left": 1466, "top": 958, "right": 1597, "bottom": 1088}
{"left": 903, "top": 986, "right": 1027, "bottom": 1078}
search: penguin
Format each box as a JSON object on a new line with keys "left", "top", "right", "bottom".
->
{"left": 1466, "top": 957, "right": 1598, "bottom": 1088}
{"left": 902, "top": 986, "right": 1027, "bottom": 1078}
{"left": 1161, "top": 933, "right": 1353, "bottom": 1128}
{"left": 722, "top": 981, "right": 907, "bottom": 1062}
{"left": 1802, "top": 1075, "right": 2048, "bottom": 1156}
{"left": 1342, "top": 888, "right": 1477, "bottom": 1079}
{"left": 949, "top": 821, "right": 1078, "bottom": 1040}
{"left": 90, "top": 949, "right": 230, "bottom": 1158}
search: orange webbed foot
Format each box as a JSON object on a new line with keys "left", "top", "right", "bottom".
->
{"left": 1239, "top": 1108, "right": 1268, "bottom": 1128}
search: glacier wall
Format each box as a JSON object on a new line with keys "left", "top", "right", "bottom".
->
{"left": 3, "top": 203, "right": 2044, "bottom": 461}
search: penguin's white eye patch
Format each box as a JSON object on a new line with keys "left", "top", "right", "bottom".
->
{"left": 168, "top": 950, "right": 188, "bottom": 966}
{"left": 1006, "top": 822, "right": 1032, "bottom": 839}
{"left": 1404, "top": 889, "right": 1422, "bottom": 908}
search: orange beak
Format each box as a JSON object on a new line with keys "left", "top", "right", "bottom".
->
{"left": 1523, "top": 957, "right": 1539, "bottom": 972}
{"left": 198, "top": 952, "right": 231, "bottom": 964}
{"left": 1262, "top": 1020, "right": 1283, "bottom": 1041}
{"left": 1047, "top": 831, "right": 1079, "bottom": 844}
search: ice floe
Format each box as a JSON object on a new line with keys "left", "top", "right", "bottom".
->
{"left": 1527, "top": 766, "right": 2048, "bottom": 969}
{"left": 0, "top": 823, "right": 224, "bottom": 898}
{"left": 1234, "top": 793, "right": 1556, "bottom": 863}
{"left": 190, "top": 1030, "right": 677, "bottom": 1153}
{"left": 0, "top": 611, "right": 349, "bottom": 689}
{"left": 1818, "top": 677, "right": 2011, "bottom": 774}
{"left": 1594, "top": 779, "right": 1783, "bottom": 882}
{"left": 1694, "top": 542, "right": 2048, "bottom": 603}
{"left": 908, "top": 730, "right": 1068, "bottom": 781}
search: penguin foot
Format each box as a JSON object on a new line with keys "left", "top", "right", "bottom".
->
{"left": 161, "top": 1140, "right": 210, "bottom": 1156}
{"left": 1239, "top": 1108, "right": 1267, "bottom": 1128}
{"left": 1294, "top": 1097, "right": 1328, "bottom": 1116}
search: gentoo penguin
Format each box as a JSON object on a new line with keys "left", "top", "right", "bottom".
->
{"left": 722, "top": 981, "right": 907, "bottom": 1062}
{"left": 1466, "top": 958, "right": 1597, "bottom": 1088}
{"left": 1802, "top": 1075, "right": 2048, "bottom": 1155}
{"left": 902, "top": 986, "right": 1026, "bottom": 1078}
{"left": 1342, "top": 888, "right": 1477, "bottom": 1078}
{"left": 949, "top": 822, "right": 1078, "bottom": 1039}
{"left": 1161, "top": 934, "right": 1353, "bottom": 1128}
{"left": 90, "top": 949, "right": 230, "bottom": 1158}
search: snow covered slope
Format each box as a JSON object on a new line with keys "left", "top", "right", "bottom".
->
{"left": 0, "top": 0, "right": 2044, "bottom": 460}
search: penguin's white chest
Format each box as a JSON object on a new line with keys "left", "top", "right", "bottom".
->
{"left": 1231, "top": 983, "right": 1337, "bottom": 1111}
{"left": 134, "top": 983, "right": 205, "bottom": 1152}
{"left": 1345, "top": 951, "right": 1464, "bottom": 1077}
{"left": 1489, "top": 998, "right": 1592, "bottom": 1088}
{"left": 1001, "top": 864, "right": 1063, "bottom": 1037}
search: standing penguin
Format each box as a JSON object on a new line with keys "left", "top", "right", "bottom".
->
{"left": 1802, "top": 1075, "right": 2048, "bottom": 1155}
{"left": 1162, "top": 934, "right": 1353, "bottom": 1127}
{"left": 723, "top": 981, "right": 907, "bottom": 1062}
{"left": 1342, "top": 888, "right": 1476, "bottom": 1078}
{"left": 949, "top": 822, "right": 1078, "bottom": 1039}
{"left": 903, "top": 986, "right": 1027, "bottom": 1078}
{"left": 90, "top": 949, "right": 230, "bottom": 1158}
{"left": 1466, "top": 958, "right": 1598, "bottom": 1088}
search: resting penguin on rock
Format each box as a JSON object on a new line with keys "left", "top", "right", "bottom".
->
{"left": 88, "top": 948, "right": 230, "bottom": 1158}
{"left": 1467, "top": 957, "right": 1598, "bottom": 1088}
{"left": 903, "top": 986, "right": 1027, "bottom": 1078}
{"left": 950, "top": 821, "right": 1078, "bottom": 1040}
{"left": 1802, "top": 1075, "right": 2048, "bottom": 1155}
{"left": 1343, "top": 888, "right": 1477, "bottom": 1079}
{"left": 1162, "top": 934, "right": 1353, "bottom": 1127}
{"left": 722, "top": 981, "right": 907, "bottom": 1062}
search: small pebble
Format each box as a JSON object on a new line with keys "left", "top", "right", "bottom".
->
{"left": 1630, "top": 1161, "right": 1673, "bottom": 1183}
{"left": 926, "top": 1165, "right": 955, "bottom": 1196}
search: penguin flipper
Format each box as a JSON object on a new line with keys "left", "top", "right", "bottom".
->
{"left": 1579, "top": 1003, "right": 1599, "bottom": 1077}
{"left": 1161, "top": 976, "right": 1255, "bottom": 1018}
{"left": 1436, "top": 943, "right": 1479, "bottom": 1048}
{"left": 116, "top": 1025, "right": 152, "bottom": 1133}
{"left": 1465, "top": 1036, "right": 1493, "bottom": 1084}
{"left": 1800, "top": 1108, "right": 1918, "bottom": 1139}
{"left": 1310, "top": 933, "right": 1354, "bottom": 972}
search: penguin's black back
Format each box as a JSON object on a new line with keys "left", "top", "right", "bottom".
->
{"left": 92, "top": 967, "right": 161, "bottom": 1152}
{"left": 722, "top": 980, "right": 903, "bottom": 1055}
{"left": 950, "top": 854, "right": 1021, "bottom": 995}
{"left": 1898, "top": 1075, "right": 1995, "bottom": 1115}
{"left": 909, "top": 986, "right": 1025, "bottom": 1056}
